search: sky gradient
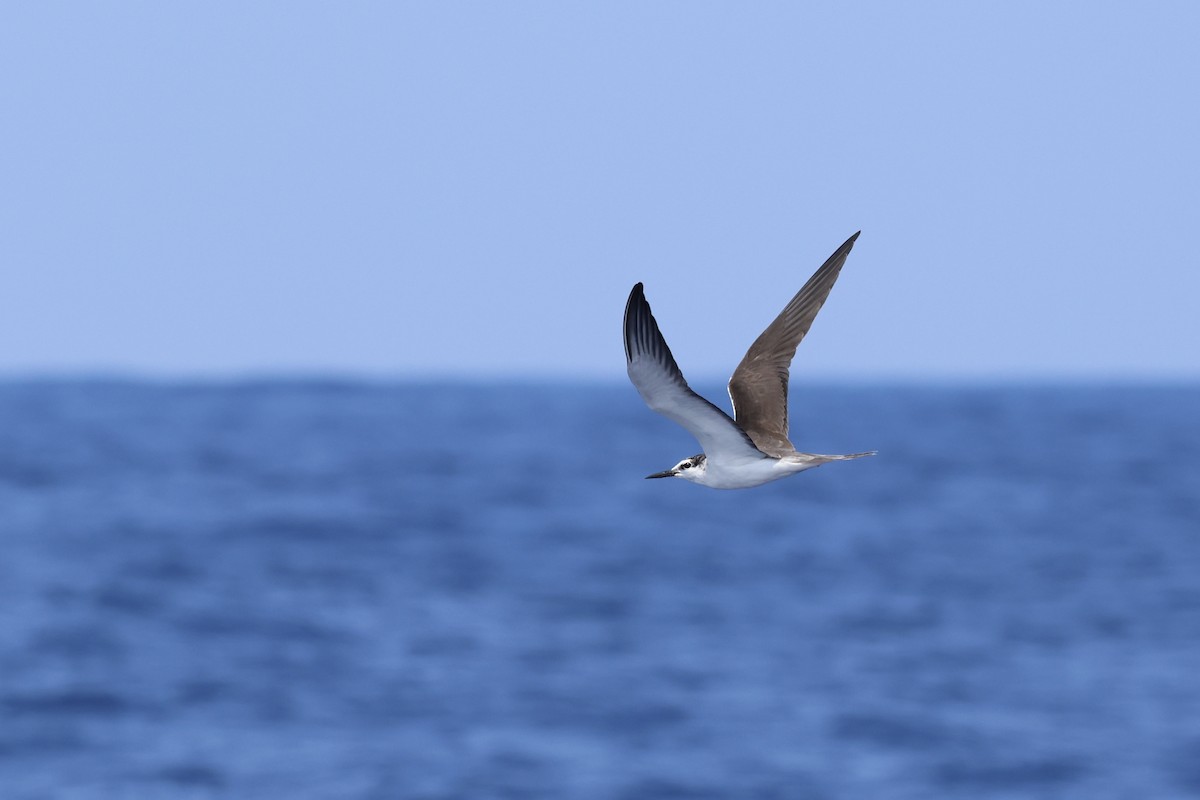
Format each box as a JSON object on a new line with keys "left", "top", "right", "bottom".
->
{"left": 3, "top": 4, "right": 1197, "bottom": 381}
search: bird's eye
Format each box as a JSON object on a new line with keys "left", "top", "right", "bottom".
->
{"left": 680, "top": 462, "right": 691, "bottom": 469}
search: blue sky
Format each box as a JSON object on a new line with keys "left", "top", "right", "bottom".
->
{"left": 3, "top": 4, "right": 1197, "bottom": 381}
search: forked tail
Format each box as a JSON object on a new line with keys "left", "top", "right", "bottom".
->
{"left": 798, "top": 450, "right": 877, "bottom": 465}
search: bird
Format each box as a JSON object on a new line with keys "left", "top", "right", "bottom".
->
{"left": 624, "top": 231, "right": 875, "bottom": 490}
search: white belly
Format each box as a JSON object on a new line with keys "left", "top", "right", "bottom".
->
{"left": 696, "top": 456, "right": 816, "bottom": 490}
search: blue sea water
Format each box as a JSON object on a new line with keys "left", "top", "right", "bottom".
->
{"left": 1, "top": 380, "right": 1198, "bottom": 799}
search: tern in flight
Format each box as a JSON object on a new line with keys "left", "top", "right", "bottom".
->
{"left": 624, "top": 232, "right": 875, "bottom": 489}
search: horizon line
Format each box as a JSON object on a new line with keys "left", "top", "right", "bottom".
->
{"left": 1, "top": 368, "right": 1198, "bottom": 388}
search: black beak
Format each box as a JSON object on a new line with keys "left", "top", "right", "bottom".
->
{"left": 645, "top": 469, "right": 676, "bottom": 479}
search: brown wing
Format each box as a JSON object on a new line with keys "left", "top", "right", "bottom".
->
{"left": 727, "top": 232, "right": 860, "bottom": 457}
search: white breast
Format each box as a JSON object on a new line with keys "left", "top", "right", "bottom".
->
{"left": 693, "top": 456, "right": 817, "bottom": 490}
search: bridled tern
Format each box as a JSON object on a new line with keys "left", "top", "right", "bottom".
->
{"left": 624, "top": 232, "right": 875, "bottom": 490}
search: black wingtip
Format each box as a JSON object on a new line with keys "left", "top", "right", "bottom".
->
{"left": 623, "top": 283, "right": 647, "bottom": 363}
{"left": 625, "top": 283, "right": 646, "bottom": 317}
{"left": 829, "top": 231, "right": 861, "bottom": 260}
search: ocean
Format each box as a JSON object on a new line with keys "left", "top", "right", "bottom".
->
{"left": 1, "top": 380, "right": 1198, "bottom": 799}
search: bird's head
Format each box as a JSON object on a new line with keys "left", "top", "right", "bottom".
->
{"left": 646, "top": 453, "right": 707, "bottom": 484}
